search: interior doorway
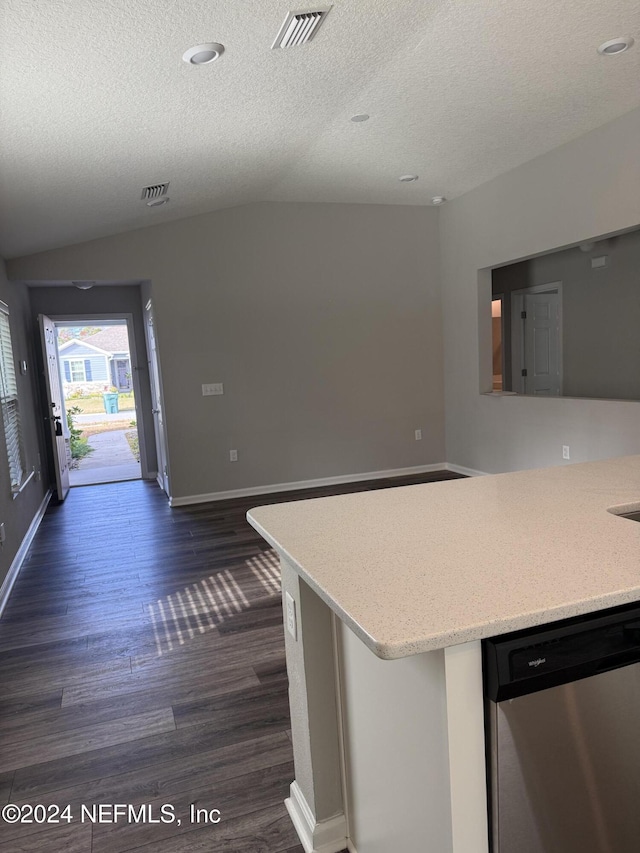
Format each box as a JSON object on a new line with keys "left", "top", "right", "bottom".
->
{"left": 55, "top": 318, "right": 143, "bottom": 486}
{"left": 491, "top": 296, "right": 504, "bottom": 391}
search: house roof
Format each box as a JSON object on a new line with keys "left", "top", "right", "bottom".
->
{"left": 59, "top": 326, "right": 130, "bottom": 357}
{"left": 1, "top": 0, "right": 638, "bottom": 258}
{"left": 58, "top": 339, "right": 110, "bottom": 357}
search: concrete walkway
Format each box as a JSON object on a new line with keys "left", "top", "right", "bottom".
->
{"left": 70, "top": 429, "right": 140, "bottom": 486}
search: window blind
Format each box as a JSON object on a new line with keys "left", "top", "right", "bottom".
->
{"left": 0, "top": 303, "right": 25, "bottom": 492}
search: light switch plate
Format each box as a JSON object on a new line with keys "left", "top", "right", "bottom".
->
{"left": 202, "top": 383, "right": 224, "bottom": 396}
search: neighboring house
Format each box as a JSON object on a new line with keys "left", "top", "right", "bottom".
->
{"left": 58, "top": 326, "right": 132, "bottom": 392}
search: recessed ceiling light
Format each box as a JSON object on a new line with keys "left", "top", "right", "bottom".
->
{"left": 399, "top": 174, "right": 418, "bottom": 182}
{"left": 597, "top": 36, "right": 634, "bottom": 55}
{"left": 147, "top": 197, "right": 170, "bottom": 207}
{"left": 182, "top": 43, "right": 225, "bottom": 65}
{"left": 73, "top": 281, "right": 95, "bottom": 290}
{"left": 351, "top": 114, "right": 369, "bottom": 122}
{"left": 431, "top": 196, "right": 447, "bottom": 205}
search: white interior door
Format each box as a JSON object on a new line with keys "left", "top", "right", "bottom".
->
{"left": 512, "top": 285, "right": 562, "bottom": 396}
{"left": 39, "top": 314, "right": 70, "bottom": 501}
{"left": 524, "top": 291, "right": 561, "bottom": 395}
{"left": 145, "top": 302, "right": 169, "bottom": 495}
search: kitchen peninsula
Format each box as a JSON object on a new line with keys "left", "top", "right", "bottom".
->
{"left": 248, "top": 456, "right": 640, "bottom": 853}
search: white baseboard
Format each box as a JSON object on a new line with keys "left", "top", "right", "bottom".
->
{"left": 0, "top": 489, "right": 52, "bottom": 619}
{"left": 168, "top": 462, "right": 449, "bottom": 507}
{"left": 285, "top": 782, "right": 348, "bottom": 853}
{"left": 346, "top": 842, "right": 359, "bottom": 853}
{"left": 445, "top": 463, "right": 489, "bottom": 478}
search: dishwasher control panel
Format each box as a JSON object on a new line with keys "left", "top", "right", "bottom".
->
{"left": 484, "top": 601, "right": 640, "bottom": 701}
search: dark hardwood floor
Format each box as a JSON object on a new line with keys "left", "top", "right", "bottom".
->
{"left": 0, "top": 470, "right": 461, "bottom": 852}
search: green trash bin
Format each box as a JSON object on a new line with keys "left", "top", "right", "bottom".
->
{"left": 102, "top": 392, "right": 119, "bottom": 414}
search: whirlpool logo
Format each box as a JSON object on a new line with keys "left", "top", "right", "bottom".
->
{"left": 528, "top": 657, "right": 546, "bottom": 668}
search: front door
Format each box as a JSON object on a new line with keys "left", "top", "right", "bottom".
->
{"left": 145, "top": 302, "right": 169, "bottom": 495}
{"left": 39, "top": 314, "right": 70, "bottom": 501}
{"left": 116, "top": 359, "right": 130, "bottom": 390}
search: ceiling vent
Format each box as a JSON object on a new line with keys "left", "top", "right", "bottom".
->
{"left": 271, "top": 7, "right": 332, "bottom": 49}
{"left": 140, "top": 182, "right": 170, "bottom": 202}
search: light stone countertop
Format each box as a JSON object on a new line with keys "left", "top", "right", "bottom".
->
{"left": 247, "top": 456, "right": 640, "bottom": 659}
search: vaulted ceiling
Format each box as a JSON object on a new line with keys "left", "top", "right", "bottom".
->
{"left": 1, "top": 0, "right": 638, "bottom": 258}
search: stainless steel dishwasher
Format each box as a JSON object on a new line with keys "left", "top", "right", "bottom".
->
{"left": 483, "top": 601, "right": 640, "bottom": 853}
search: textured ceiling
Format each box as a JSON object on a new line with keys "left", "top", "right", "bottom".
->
{"left": 1, "top": 0, "right": 638, "bottom": 258}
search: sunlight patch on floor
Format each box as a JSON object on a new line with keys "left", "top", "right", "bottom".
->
{"left": 247, "top": 550, "right": 281, "bottom": 596}
{"left": 147, "top": 552, "right": 282, "bottom": 656}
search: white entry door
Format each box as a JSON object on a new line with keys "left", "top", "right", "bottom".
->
{"left": 145, "top": 301, "right": 169, "bottom": 495}
{"left": 512, "top": 285, "right": 562, "bottom": 396}
{"left": 39, "top": 314, "right": 70, "bottom": 501}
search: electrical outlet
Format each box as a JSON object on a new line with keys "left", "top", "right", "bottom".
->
{"left": 229, "top": 449, "right": 238, "bottom": 462}
{"left": 285, "top": 591, "right": 297, "bottom": 640}
{"left": 202, "top": 383, "right": 224, "bottom": 396}
{"left": 415, "top": 429, "right": 422, "bottom": 441}
{"left": 562, "top": 445, "right": 570, "bottom": 460}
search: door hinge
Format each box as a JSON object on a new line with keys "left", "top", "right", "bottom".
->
{"left": 521, "top": 368, "right": 528, "bottom": 377}
{"left": 521, "top": 310, "right": 527, "bottom": 319}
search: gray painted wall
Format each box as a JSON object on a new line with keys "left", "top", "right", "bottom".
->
{"left": 440, "top": 106, "right": 640, "bottom": 473}
{"left": 493, "top": 227, "right": 640, "bottom": 401}
{"left": 27, "top": 286, "right": 157, "bottom": 478}
{"left": 0, "top": 262, "right": 49, "bottom": 589}
{"left": 10, "top": 203, "right": 445, "bottom": 499}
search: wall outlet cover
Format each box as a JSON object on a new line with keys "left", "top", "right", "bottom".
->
{"left": 285, "top": 591, "right": 297, "bottom": 640}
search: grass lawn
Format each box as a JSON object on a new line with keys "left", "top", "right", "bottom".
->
{"left": 64, "top": 392, "right": 135, "bottom": 415}
{"left": 82, "top": 421, "right": 134, "bottom": 438}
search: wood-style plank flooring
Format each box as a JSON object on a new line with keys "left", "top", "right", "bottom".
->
{"left": 0, "top": 470, "right": 461, "bottom": 852}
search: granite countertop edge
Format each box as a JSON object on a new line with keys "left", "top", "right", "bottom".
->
{"left": 247, "top": 456, "right": 640, "bottom": 659}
